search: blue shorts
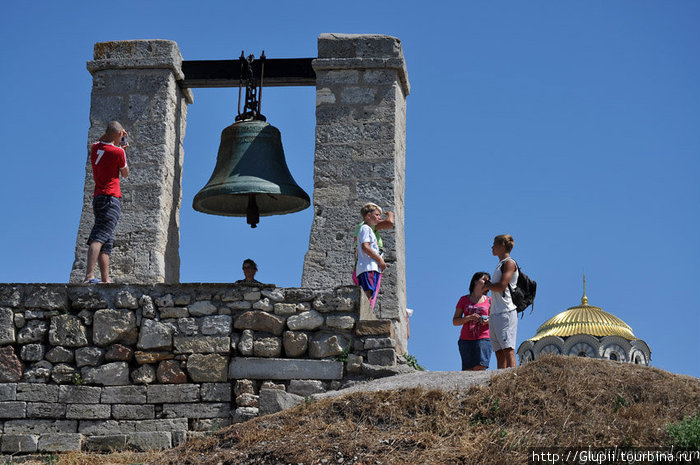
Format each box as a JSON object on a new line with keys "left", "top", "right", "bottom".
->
{"left": 87, "top": 195, "right": 121, "bottom": 255}
{"left": 458, "top": 339, "right": 491, "bottom": 370}
{"left": 357, "top": 271, "right": 380, "bottom": 299}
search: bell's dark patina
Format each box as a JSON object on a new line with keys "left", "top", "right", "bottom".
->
{"left": 192, "top": 120, "right": 310, "bottom": 227}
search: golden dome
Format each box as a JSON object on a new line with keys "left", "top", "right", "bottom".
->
{"left": 528, "top": 282, "right": 636, "bottom": 341}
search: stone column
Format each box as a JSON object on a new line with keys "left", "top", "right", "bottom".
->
{"left": 70, "top": 40, "right": 192, "bottom": 284}
{"left": 302, "top": 34, "right": 410, "bottom": 349}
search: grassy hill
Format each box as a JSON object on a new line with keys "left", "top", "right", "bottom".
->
{"left": 45, "top": 356, "right": 700, "bottom": 464}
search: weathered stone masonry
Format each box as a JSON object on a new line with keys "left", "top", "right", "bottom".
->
{"left": 0, "top": 283, "right": 408, "bottom": 453}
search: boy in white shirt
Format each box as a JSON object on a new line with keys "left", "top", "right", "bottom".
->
{"left": 356, "top": 203, "right": 389, "bottom": 308}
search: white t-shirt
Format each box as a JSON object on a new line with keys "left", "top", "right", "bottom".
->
{"left": 356, "top": 224, "right": 381, "bottom": 274}
{"left": 491, "top": 257, "right": 519, "bottom": 314}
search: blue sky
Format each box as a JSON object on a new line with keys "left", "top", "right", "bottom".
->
{"left": 1, "top": 1, "right": 698, "bottom": 377}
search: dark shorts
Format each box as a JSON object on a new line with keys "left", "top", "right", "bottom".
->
{"left": 458, "top": 339, "right": 492, "bottom": 370}
{"left": 87, "top": 195, "right": 121, "bottom": 255}
{"left": 357, "top": 271, "right": 381, "bottom": 299}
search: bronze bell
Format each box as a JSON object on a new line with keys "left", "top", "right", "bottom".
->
{"left": 192, "top": 119, "right": 310, "bottom": 228}
{"left": 193, "top": 51, "right": 310, "bottom": 228}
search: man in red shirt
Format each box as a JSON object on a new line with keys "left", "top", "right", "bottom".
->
{"left": 84, "top": 121, "right": 130, "bottom": 283}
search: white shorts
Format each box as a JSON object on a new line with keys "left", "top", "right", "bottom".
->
{"left": 490, "top": 310, "right": 518, "bottom": 351}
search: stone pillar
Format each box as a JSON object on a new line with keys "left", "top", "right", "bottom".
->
{"left": 302, "top": 34, "right": 410, "bottom": 349}
{"left": 70, "top": 40, "right": 192, "bottom": 284}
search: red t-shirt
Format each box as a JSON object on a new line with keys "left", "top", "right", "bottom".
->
{"left": 91, "top": 142, "right": 126, "bottom": 198}
{"left": 456, "top": 295, "right": 491, "bottom": 341}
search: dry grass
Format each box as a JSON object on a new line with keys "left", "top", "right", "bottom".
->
{"left": 23, "top": 356, "right": 700, "bottom": 465}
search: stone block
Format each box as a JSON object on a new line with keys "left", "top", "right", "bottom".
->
{"left": 160, "top": 307, "right": 188, "bottom": 318}
{"left": 75, "top": 346, "right": 105, "bottom": 367}
{"left": 234, "top": 311, "right": 285, "bottom": 335}
{"left": 126, "top": 431, "right": 172, "bottom": 451}
{"left": 141, "top": 295, "right": 156, "bottom": 318}
{"left": 235, "top": 393, "right": 259, "bottom": 407}
{"left": 147, "top": 384, "right": 199, "bottom": 403}
{"left": 259, "top": 389, "right": 303, "bottom": 415}
{"left": 51, "top": 364, "right": 77, "bottom": 384}
{"left": 115, "top": 290, "right": 139, "bottom": 309}
{"left": 162, "top": 402, "right": 230, "bottom": 419}
{"left": 4, "top": 419, "right": 78, "bottom": 434}
{"left": 283, "top": 331, "right": 308, "bottom": 357}
{"left": 81, "top": 362, "right": 129, "bottom": 386}
{"left": 260, "top": 289, "right": 284, "bottom": 302}
{"left": 238, "top": 330, "right": 254, "bottom": 356}
{"left": 234, "top": 379, "right": 255, "bottom": 397}
{"left": 93, "top": 309, "right": 138, "bottom": 346}
{"left": 253, "top": 337, "right": 282, "bottom": 358}
{"left": 287, "top": 310, "right": 324, "bottom": 331}
{"left": 137, "top": 319, "right": 173, "bottom": 350}
{"left": 288, "top": 380, "right": 326, "bottom": 397}
{"left": 27, "top": 403, "right": 66, "bottom": 419}
{"left": 178, "top": 317, "right": 199, "bottom": 336}
{"left": 16, "top": 384, "right": 59, "bottom": 402}
{"left": 273, "top": 303, "right": 298, "bottom": 315}
{"left": 49, "top": 315, "right": 88, "bottom": 347}
{"left": 347, "top": 354, "right": 363, "bottom": 373}
{"left": 16, "top": 320, "right": 48, "bottom": 344}
{"left": 0, "top": 346, "right": 22, "bottom": 382}
{"left": 227, "top": 300, "right": 252, "bottom": 310}
{"left": 155, "top": 294, "right": 175, "bottom": 308}
{"left": 187, "top": 354, "right": 228, "bottom": 382}
{"left": 364, "top": 337, "right": 396, "bottom": 350}
{"left": 112, "top": 404, "right": 155, "bottom": 420}
{"left": 131, "top": 364, "right": 156, "bottom": 384}
{"left": 200, "top": 315, "right": 232, "bottom": 335}
{"left": 66, "top": 404, "right": 111, "bottom": 420}
{"left": 229, "top": 358, "right": 343, "bottom": 380}
{"left": 326, "top": 315, "right": 356, "bottom": 330}
{"left": 22, "top": 360, "right": 52, "bottom": 383}
{"left": 85, "top": 434, "right": 127, "bottom": 451}
{"left": 46, "top": 347, "right": 73, "bottom": 363}
{"left": 0, "top": 401, "right": 26, "bottom": 418}
{"left": 201, "top": 383, "right": 231, "bottom": 402}
{"left": 68, "top": 287, "right": 109, "bottom": 310}
{"left": 252, "top": 298, "right": 274, "bottom": 312}
{"left": 173, "top": 336, "right": 230, "bottom": 354}
{"left": 37, "top": 433, "right": 83, "bottom": 452}
{"left": 355, "top": 319, "right": 394, "bottom": 337}
{"left": 134, "top": 351, "right": 174, "bottom": 364}
{"left": 243, "top": 291, "right": 261, "bottom": 301}
{"left": 189, "top": 301, "right": 217, "bottom": 316}
{"left": 0, "top": 287, "right": 22, "bottom": 307}
{"left": 157, "top": 360, "right": 187, "bottom": 384}
{"left": 25, "top": 286, "right": 67, "bottom": 310}
{"left": 105, "top": 344, "right": 134, "bottom": 361}
{"left": 232, "top": 406, "right": 258, "bottom": 423}
{"left": 101, "top": 386, "right": 147, "bottom": 404}
{"left": 309, "top": 333, "right": 350, "bottom": 358}
{"left": 0, "top": 383, "right": 16, "bottom": 401}
{"left": 1, "top": 434, "right": 39, "bottom": 453}
{"left": 367, "top": 348, "right": 396, "bottom": 367}
{"left": 59, "top": 386, "right": 102, "bottom": 404}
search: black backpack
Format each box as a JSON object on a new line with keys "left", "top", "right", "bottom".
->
{"left": 501, "top": 260, "right": 537, "bottom": 314}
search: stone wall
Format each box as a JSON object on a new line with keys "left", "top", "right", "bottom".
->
{"left": 0, "top": 283, "right": 409, "bottom": 453}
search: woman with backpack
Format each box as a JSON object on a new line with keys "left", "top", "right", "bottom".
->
{"left": 482, "top": 234, "right": 519, "bottom": 369}
{"left": 453, "top": 272, "right": 492, "bottom": 371}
